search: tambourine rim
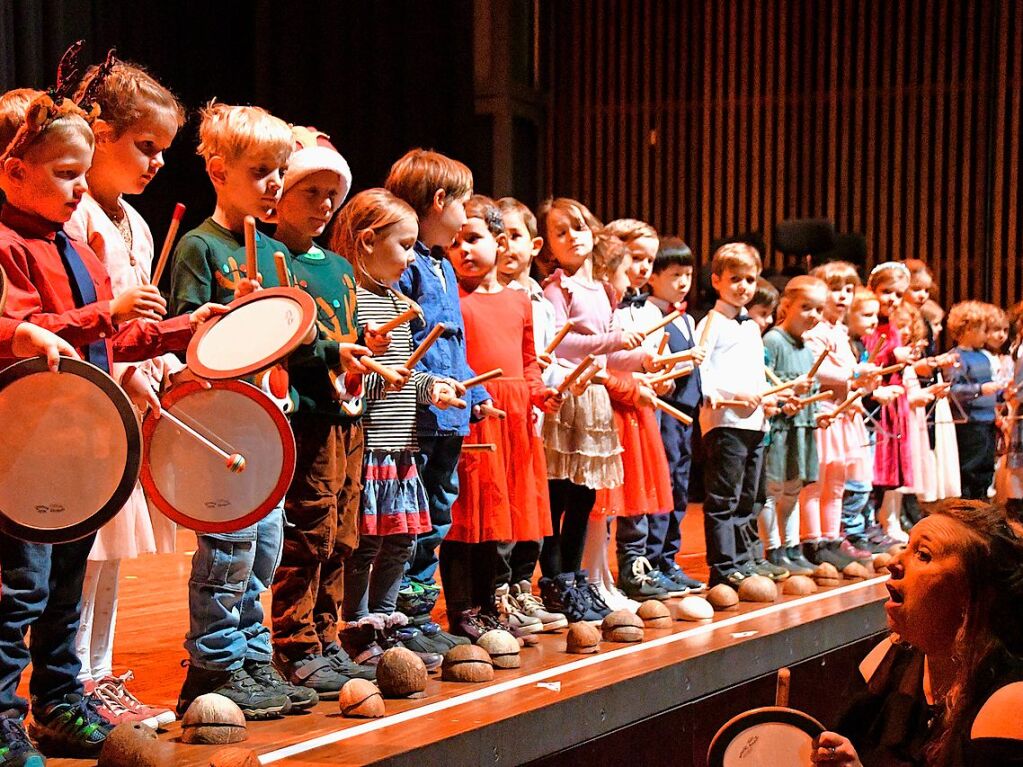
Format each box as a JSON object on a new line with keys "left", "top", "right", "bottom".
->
{"left": 707, "top": 706, "right": 826, "bottom": 767}
{"left": 0, "top": 263, "right": 7, "bottom": 315}
{"left": 185, "top": 287, "right": 316, "bottom": 380}
{"left": 140, "top": 378, "right": 296, "bottom": 533}
{"left": 0, "top": 356, "right": 141, "bottom": 543}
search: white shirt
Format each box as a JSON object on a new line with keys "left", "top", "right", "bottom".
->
{"left": 695, "top": 300, "right": 767, "bottom": 433}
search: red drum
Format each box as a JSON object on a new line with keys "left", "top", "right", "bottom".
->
{"left": 707, "top": 706, "right": 825, "bottom": 767}
{"left": 186, "top": 287, "right": 316, "bottom": 380}
{"left": 0, "top": 357, "right": 141, "bottom": 543}
{"left": 141, "top": 379, "right": 295, "bottom": 533}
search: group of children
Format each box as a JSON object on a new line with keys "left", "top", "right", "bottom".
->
{"left": 1, "top": 51, "right": 1022, "bottom": 767}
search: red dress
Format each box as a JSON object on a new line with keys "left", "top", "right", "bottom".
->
{"left": 863, "top": 321, "right": 914, "bottom": 489}
{"left": 449, "top": 287, "right": 553, "bottom": 543}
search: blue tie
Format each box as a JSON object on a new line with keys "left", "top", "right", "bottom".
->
{"left": 55, "top": 231, "right": 110, "bottom": 373}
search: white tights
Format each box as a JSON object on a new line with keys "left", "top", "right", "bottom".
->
{"left": 75, "top": 558, "right": 121, "bottom": 683}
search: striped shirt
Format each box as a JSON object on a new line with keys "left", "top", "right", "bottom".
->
{"left": 357, "top": 288, "right": 436, "bottom": 451}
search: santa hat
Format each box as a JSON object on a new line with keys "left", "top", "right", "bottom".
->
{"left": 281, "top": 126, "right": 353, "bottom": 212}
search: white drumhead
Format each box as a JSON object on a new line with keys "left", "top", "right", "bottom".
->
{"left": 721, "top": 722, "right": 814, "bottom": 766}
{"left": 0, "top": 371, "right": 129, "bottom": 531}
{"left": 195, "top": 295, "right": 305, "bottom": 373}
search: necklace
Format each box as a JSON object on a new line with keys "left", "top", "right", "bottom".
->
{"left": 99, "top": 199, "right": 135, "bottom": 260}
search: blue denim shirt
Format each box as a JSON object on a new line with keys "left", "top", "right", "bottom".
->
{"left": 398, "top": 241, "right": 489, "bottom": 436}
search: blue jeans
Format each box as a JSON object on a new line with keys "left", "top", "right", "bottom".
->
{"left": 0, "top": 533, "right": 94, "bottom": 715}
{"left": 406, "top": 434, "right": 462, "bottom": 585}
{"left": 842, "top": 480, "right": 873, "bottom": 537}
{"left": 186, "top": 505, "right": 283, "bottom": 671}
{"left": 343, "top": 534, "right": 414, "bottom": 619}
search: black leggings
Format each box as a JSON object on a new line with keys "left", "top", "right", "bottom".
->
{"left": 539, "top": 480, "right": 595, "bottom": 578}
{"left": 439, "top": 540, "right": 498, "bottom": 615}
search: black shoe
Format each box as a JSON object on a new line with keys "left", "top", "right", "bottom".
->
{"left": 576, "top": 571, "right": 613, "bottom": 620}
{"left": 0, "top": 711, "right": 43, "bottom": 767}
{"left": 709, "top": 568, "right": 747, "bottom": 589}
{"left": 617, "top": 557, "right": 671, "bottom": 600}
{"left": 419, "top": 620, "right": 470, "bottom": 649}
{"left": 802, "top": 540, "right": 853, "bottom": 570}
{"left": 658, "top": 561, "right": 706, "bottom": 594}
{"left": 28, "top": 694, "right": 110, "bottom": 758}
{"left": 245, "top": 661, "right": 318, "bottom": 712}
{"left": 279, "top": 655, "right": 350, "bottom": 701}
{"left": 539, "top": 574, "right": 587, "bottom": 623}
{"left": 177, "top": 664, "right": 289, "bottom": 720}
{"left": 751, "top": 557, "right": 790, "bottom": 581}
{"left": 323, "top": 641, "right": 378, "bottom": 680}
{"left": 782, "top": 545, "right": 816, "bottom": 575}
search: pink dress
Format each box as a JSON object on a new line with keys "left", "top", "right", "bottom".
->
{"left": 66, "top": 194, "right": 181, "bottom": 559}
{"left": 863, "top": 322, "right": 914, "bottom": 489}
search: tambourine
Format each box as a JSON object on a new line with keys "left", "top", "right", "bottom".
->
{"left": 141, "top": 379, "right": 295, "bottom": 533}
{"left": 707, "top": 706, "right": 826, "bottom": 767}
{"left": 185, "top": 287, "right": 316, "bottom": 380}
{"left": 0, "top": 357, "right": 141, "bottom": 543}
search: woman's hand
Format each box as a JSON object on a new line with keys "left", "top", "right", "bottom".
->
{"left": 811, "top": 731, "right": 863, "bottom": 766}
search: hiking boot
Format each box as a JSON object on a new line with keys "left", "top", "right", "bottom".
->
{"left": 750, "top": 557, "right": 790, "bottom": 581}
{"left": 576, "top": 571, "right": 613, "bottom": 620}
{"left": 0, "top": 711, "right": 44, "bottom": 767}
{"left": 28, "top": 694, "right": 110, "bottom": 757}
{"left": 449, "top": 608, "right": 492, "bottom": 642}
{"left": 784, "top": 545, "right": 817, "bottom": 575}
{"left": 323, "top": 641, "right": 378, "bottom": 680}
{"left": 618, "top": 557, "right": 671, "bottom": 600}
{"left": 279, "top": 655, "right": 350, "bottom": 701}
{"left": 245, "top": 661, "right": 318, "bottom": 712}
{"left": 494, "top": 584, "right": 544, "bottom": 634}
{"left": 89, "top": 671, "right": 176, "bottom": 729}
{"left": 177, "top": 664, "right": 289, "bottom": 720}
{"left": 657, "top": 561, "right": 705, "bottom": 594}
{"left": 512, "top": 581, "right": 568, "bottom": 631}
{"left": 769, "top": 547, "right": 812, "bottom": 577}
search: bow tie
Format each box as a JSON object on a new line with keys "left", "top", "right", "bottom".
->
{"left": 735, "top": 313, "right": 756, "bottom": 324}
{"left": 618, "top": 292, "right": 649, "bottom": 309}
{"left": 672, "top": 301, "right": 688, "bottom": 314}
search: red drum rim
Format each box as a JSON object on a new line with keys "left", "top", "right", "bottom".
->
{"left": 140, "top": 379, "right": 296, "bottom": 533}
{"left": 707, "top": 706, "right": 825, "bottom": 767}
{"left": 0, "top": 357, "right": 141, "bottom": 543}
{"left": 185, "top": 286, "right": 317, "bottom": 380}
{"left": 0, "top": 263, "right": 8, "bottom": 315}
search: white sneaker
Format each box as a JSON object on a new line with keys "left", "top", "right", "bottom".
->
{"left": 594, "top": 582, "right": 640, "bottom": 613}
{"left": 495, "top": 583, "right": 544, "bottom": 634}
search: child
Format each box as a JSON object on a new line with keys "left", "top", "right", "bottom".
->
{"left": 536, "top": 198, "right": 634, "bottom": 622}
{"left": 920, "top": 298, "right": 961, "bottom": 500}
{"left": 641, "top": 238, "right": 706, "bottom": 593}
{"left": 386, "top": 149, "right": 486, "bottom": 623}
{"left": 946, "top": 300, "right": 1001, "bottom": 499}
{"left": 759, "top": 276, "right": 827, "bottom": 573}
{"left": 1003, "top": 301, "right": 1023, "bottom": 518}
{"left": 170, "top": 102, "right": 302, "bottom": 718}
{"left": 894, "top": 302, "right": 940, "bottom": 506}
{"left": 333, "top": 189, "right": 455, "bottom": 626}
{"left": 269, "top": 127, "right": 382, "bottom": 697}
{"left": 696, "top": 243, "right": 772, "bottom": 587}
{"left": 746, "top": 277, "right": 780, "bottom": 332}
{"left": 63, "top": 59, "right": 185, "bottom": 730}
{"left": 444, "top": 195, "right": 561, "bottom": 638}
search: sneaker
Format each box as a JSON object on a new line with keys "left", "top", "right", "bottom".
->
{"left": 657, "top": 562, "right": 706, "bottom": 594}
{"left": 449, "top": 608, "right": 493, "bottom": 642}
{"left": 839, "top": 538, "right": 874, "bottom": 563}
{"left": 90, "top": 671, "right": 176, "bottom": 729}
{"left": 245, "top": 661, "right": 318, "bottom": 712}
{"left": 0, "top": 711, "right": 44, "bottom": 767}
{"left": 538, "top": 574, "right": 587, "bottom": 623}
{"left": 783, "top": 545, "right": 817, "bottom": 575}
{"left": 28, "top": 694, "right": 110, "bottom": 757}
{"left": 396, "top": 579, "right": 437, "bottom": 621}
{"left": 594, "top": 581, "right": 639, "bottom": 612}
{"left": 280, "top": 655, "right": 350, "bottom": 701}
{"left": 177, "top": 664, "right": 289, "bottom": 720}
{"left": 494, "top": 584, "right": 544, "bottom": 634}
{"left": 323, "top": 641, "right": 378, "bottom": 680}
{"left": 617, "top": 557, "right": 671, "bottom": 601}
{"left": 768, "top": 547, "right": 812, "bottom": 577}
{"left": 512, "top": 581, "right": 568, "bottom": 631}
{"left": 380, "top": 627, "right": 444, "bottom": 670}
{"left": 576, "top": 571, "right": 613, "bottom": 620}
{"left": 418, "top": 621, "right": 470, "bottom": 649}
{"left": 802, "top": 540, "right": 854, "bottom": 570}
{"left": 709, "top": 568, "right": 747, "bottom": 589}
{"left": 751, "top": 557, "right": 790, "bottom": 581}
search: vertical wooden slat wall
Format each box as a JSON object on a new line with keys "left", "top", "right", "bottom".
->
{"left": 545, "top": 0, "right": 1023, "bottom": 306}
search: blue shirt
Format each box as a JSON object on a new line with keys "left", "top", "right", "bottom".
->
{"left": 398, "top": 241, "right": 489, "bottom": 436}
{"left": 950, "top": 347, "right": 996, "bottom": 423}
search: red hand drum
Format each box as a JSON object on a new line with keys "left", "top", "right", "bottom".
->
{"left": 707, "top": 706, "right": 825, "bottom": 767}
{"left": 141, "top": 379, "right": 295, "bottom": 533}
{"left": 186, "top": 287, "right": 317, "bottom": 380}
{"left": 0, "top": 357, "right": 141, "bottom": 543}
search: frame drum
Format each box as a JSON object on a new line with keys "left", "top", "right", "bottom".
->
{"left": 707, "top": 707, "right": 825, "bottom": 767}
{"left": 186, "top": 287, "right": 316, "bottom": 380}
{"left": 0, "top": 357, "right": 141, "bottom": 543}
{"left": 141, "top": 379, "right": 295, "bottom": 533}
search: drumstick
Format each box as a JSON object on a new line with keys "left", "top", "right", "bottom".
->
{"left": 762, "top": 379, "right": 801, "bottom": 397}
{"left": 656, "top": 332, "right": 670, "bottom": 356}
{"left": 807, "top": 349, "right": 829, "bottom": 381}
{"left": 866, "top": 333, "right": 887, "bottom": 363}
{"left": 243, "top": 215, "right": 259, "bottom": 283}
{"left": 361, "top": 356, "right": 404, "bottom": 386}
{"left": 373, "top": 306, "right": 419, "bottom": 336}
{"left": 648, "top": 365, "right": 694, "bottom": 386}
{"left": 462, "top": 368, "right": 503, "bottom": 388}
{"left": 654, "top": 398, "right": 694, "bottom": 425}
{"left": 437, "top": 394, "right": 467, "bottom": 409}
{"left": 652, "top": 348, "right": 698, "bottom": 368}
{"left": 827, "top": 388, "right": 868, "bottom": 421}
{"left": 574, "top": 359, "right": 601, "bottom": 388}
{"left": 160, "top": 409, "right": 246, "bottom": 473}
{"left": 713, "top": 398, "right": 753, "bottom": 408}
{"left": 765, "top": 368, "right": 784, "bottom": 386}
{"left": 462, "top": 443, "right": 497, "bottom": 452}
{"left": 405, "top": 323, "right": 445, "bottom": 369}
{"left": 544, "top": 322, "right": 574, "bottom": 356}
{"left": 640, "top": 309, "right": 681, "bottom": 337}
{"left": 698, "top": 309, "right": 717, "bottom": 347}
{"left": 556, "top": 354, "right": 596, "bottom": 395}
{"left": 795, "top": 391, "right": 835, "bottom": 407}
{"left": 273, "top": 251, "right": 291, "bottom": 287}
{"left": 150, "top": 202, "right": 185, "bottom": 285}
{"left": 775, "top": 668, "right": 791, "bottom": 708}
{"left": 875, "top": 362, "right": 907, "bottom": 377}
{"left": 171, "top": 406, "right": 240, "bottom": 454}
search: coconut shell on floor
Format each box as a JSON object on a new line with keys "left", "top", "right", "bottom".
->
{"left": 738, "top": 574, "right": 777, "bottom": 603}
{"left": 873, "top": 552, "right": 893, "bottom": 573}
{"left": 441, "top": 644, "right": 495, "bottom": 683}
{"left": 843, "top": 561, "right": 872, "bottom": 580}
{"left": 180, "top": 693, "right": 248, "bottom": 745}
{"left": 478, "top": 629, "right": 521, "bottom": 669}
{"left": 207, "top": 747, "right": 262, "bottom": 767}
{"left": 98, "top": 722, "right": 169, "bottom": 767}
{"left": 601, "top": 609, "right": 644, "bottom": 642}
{"left": 566, "top": 622, "right": 601, "bottom": 654}
{"left": 338, "top": 678, "right": 385, "bottom": 718}
{"left": 707, "top": 583, "right": 740, "bottom": 610}
{"left": 636, "top": 600, "right": 672, "bottom": 629}
{"left": 813, "top": 562, "right": 843, "bottom": 587}
{"left": 377, "top": 647, "right": 429, "bottom": 698}
{"left": 674, "top": 595, "right": 714, "bottom": 621}
{"left": 782, "top": 575, "right": 818, "bottom": 595}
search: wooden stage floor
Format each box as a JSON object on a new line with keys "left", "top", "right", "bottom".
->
{"left": 36, "top": 506, "right": 889, "bottom": 766}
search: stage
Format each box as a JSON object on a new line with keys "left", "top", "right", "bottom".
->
{"left": 42, "top": 508, "right": 890, "bottom": 766}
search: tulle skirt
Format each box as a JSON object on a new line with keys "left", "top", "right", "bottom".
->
{"left": 542, "top": 383, "right": 624, "bottom": 490}
{"left": 593, "top": 399, "right": 672, "bottom": 517}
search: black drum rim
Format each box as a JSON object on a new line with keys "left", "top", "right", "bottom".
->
{"left": 0, "top": 356, "right": 141, "bottom": 543}
{"left": 707, "top": 706, "right": 826, "bottom": 767}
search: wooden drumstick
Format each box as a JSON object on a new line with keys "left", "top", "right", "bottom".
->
{"left": 373, "top": 306, "right": 420, "bottom": 336}
{"left": 462, "top": 368, "right": 503, "bottom": 388}
{"left": 775, "top": 667, "right": 791, "bottom": 708}
{"left": 151, "top": 202, "right": 185, "bottom": 285}
{"left": 478, "top": 402, "right": 507, "bottom": 419}
{"left": 827, "top": 388, "right": 868, "bottom": 421}
{"left": 640, "top": 309, "right": 681, "bottom": 337}
{"left": 361, "top": 356, "right": 404, "bottom": 386}
{"left": 161, "top": 409, "right": 246, "bottom": 473}
{"left": 573, "top": 358, "right": 601, "bottom": 388}
{"left": 866, "top": 333, "right": 887, "bottom": 363}
{"left": 654, "top": 398, "right": 694, "bottom": 426}
{"left": 656, "top": 332, "right": 670, "bottom": 356}
{"left": 462, "top": 443, "right": 497, "bottom": 452}
{"left": 698, "top": 309, "right": 718, "bottom": 347}
{"left": 243, "top": 215, "right": 259, "bottom": 284}
{"left": 765, "top": 368, "right": 784, "bottom": 386}
{"left": 544, "top": 322, "right": 574, "bottom": 356}
{"left": 652, "top": 348, "right": 698, "bottom": 368}
{"left": 875, "top": 362, "right": 907, "bottom": 377}
{"left": 648, "top": 365, "right": 694, "bottom": 386}
{"left": 762, "top": 379, "right": 801, "bottom": 397}
{"left": 405, "top": 323, "right": 445, "bottom": 369}
{"left": 714, "top": 398, "right": 753, "bottom": 408}
{"left": 807, "top": 348, "right": 830, "bottom": 380}
{"left": 437, "top": 394, "right": 467, "bottom": 409}
{"left": 556, "top": 354, "right": 596, "bottom": 395}
{"left": 795, "top": 391, "right": 835, "bottom": 407}
{"left": 273, "top": 251, "right": 291, "bottom": 288}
